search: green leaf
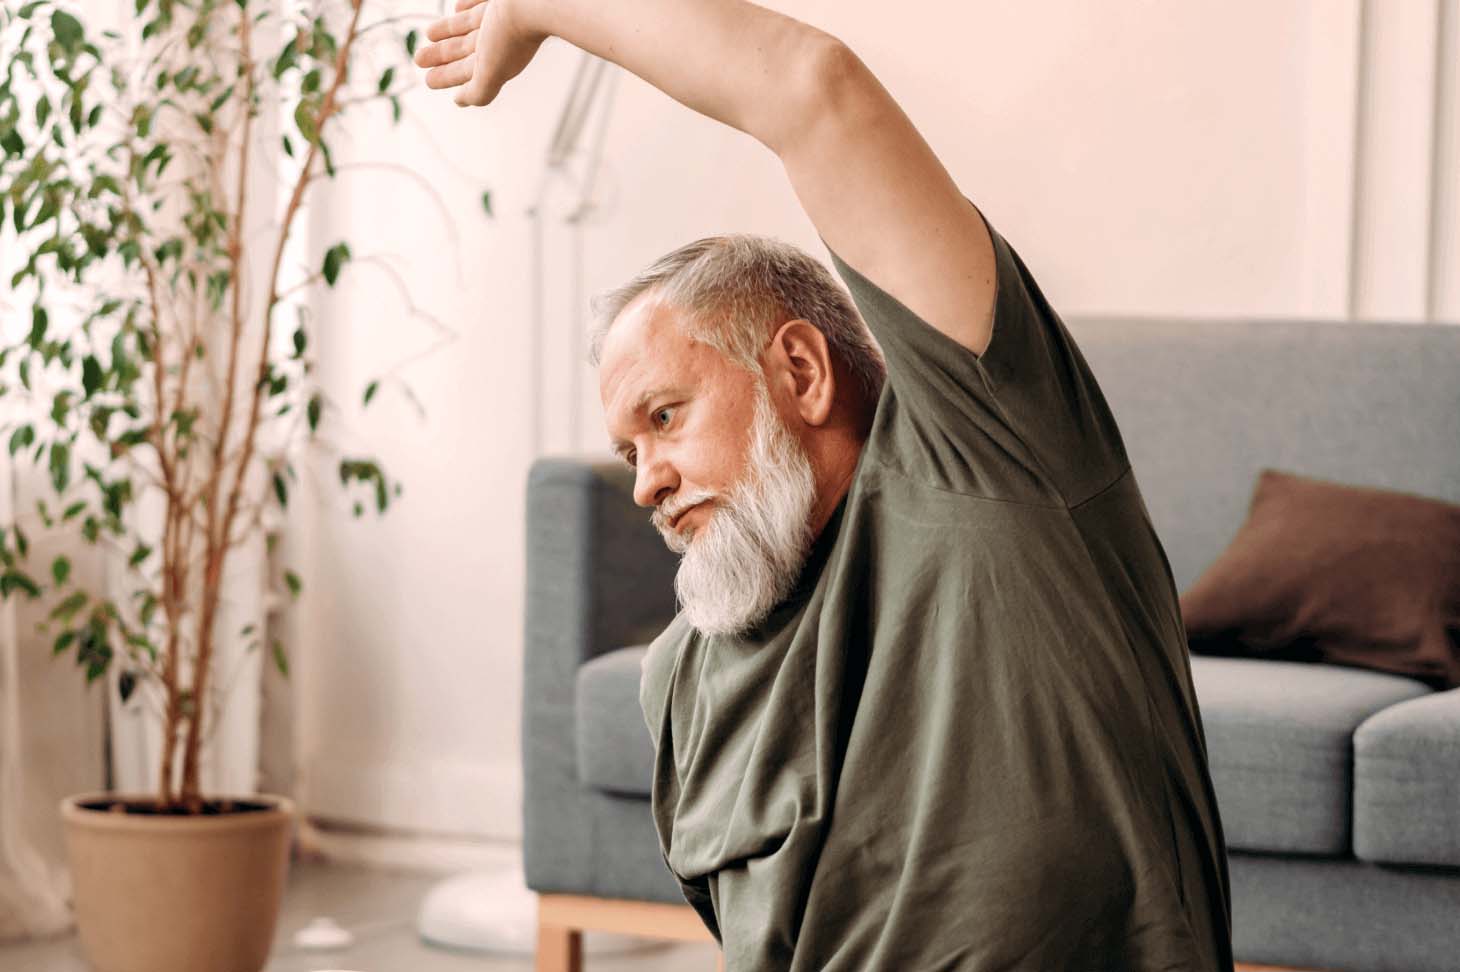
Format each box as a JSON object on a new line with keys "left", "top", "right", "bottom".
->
{"left": 0, "top": 571, "right": 41, "bottom": 599}
{"left": 283, "top": 569, "right": 301, "bottom": 598}
{"left": 50, "top": 555, "right": 70, "bottom": 585}
{"left": 50, "top": 10, "right": 83, "bottom": 52}
{"left": 292, "top": 325, "right": 307, "bottom": 357}
{"left": 127, "top": 542, "right": 150, "bottom": 567}
{"left": 274, "top": 36, "right": 298, "bottom": 79}
{"left": 80, "top": 625, "right": 111, "bottom": 682}
{"left": 62, "top": 500, "right": 86, "bottom": 521}
{"left": 51, "top": 589, "right": 89, "bottom": 621}
{"left": 405, "top": 29, "right": 418, "bottom": 57}
{"left": 293, "top": 100, "right": 316, "bottom": 143}
{"left": 51, "top": 391, "right": 72, "bottom": 425}
{"left": 301, "top": 69, "right": 320, "bottom": 94}
{"left": 19, "top": 2, "right": 47, "bottom": 17}
{"left": 377, "top": 66, "right": 394, "bottom": 94}
{"left": 81, "top": 355, "right": 102, "bottom": 397}
{"left": 271, "top": 639, "right": 289, "bottom": 677}
{"left": 8, "top": 425, "right": 34, "bottom": 456}
{"left": 53, "top": 630, "right": 77, "bottom": 656}
{"left": 28, "top": 305, "right": 48, "bottom": 346}
{"left": 118, "top": 670, "right": 136, "bottom": 702}
{"left": 272, "top": 471, "right": 287, "bottom": 507}
{"left": 321, "top": 242, "right": 350, "bottom": 286}
{"left": 49, "top": 441, "right": 70, "bottom": 493}
{"left": 281, "top": 134, "right": 294, "bottom": 158}
{"left": 363, "top": 380, "right": 379, "bottom": 406}
{"left": 389, "top": 95, "right": 401, "bottom": 124}
{"left": 481, "top": 191, "right": 493, "bottom": 217}
{"left": 35, "top": 96, "right": 50, "bottom": 128}
{"left": 0, "top": 128, "right": 23, "bottom": 157}
{"left": 208, "top": 84, "right": 236, "bottom": 113}
{"left": 306, "top": 393, "right": 321, "bottom": 431}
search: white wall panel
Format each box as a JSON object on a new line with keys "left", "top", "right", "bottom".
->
{"left": 1351, "top": 0, "right": 1442, "bottom": 320}
{"left": 1431, "top": 0, "right": 1460, "bottom": 320}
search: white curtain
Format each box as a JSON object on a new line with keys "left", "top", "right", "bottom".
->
{"left": 0, "top": 454, "right": 85, "bottom": 942}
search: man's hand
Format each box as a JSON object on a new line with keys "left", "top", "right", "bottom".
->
{"left": 414, "top": 0, "right": 545, "bottom": 107}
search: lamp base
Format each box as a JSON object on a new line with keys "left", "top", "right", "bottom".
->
{"left": 416, "top": 861, "right": 671, "bottom": 957}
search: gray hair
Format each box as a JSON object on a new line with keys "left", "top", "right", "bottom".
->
{"left": 586, "top": 234, "right": 886, "bottom": 404}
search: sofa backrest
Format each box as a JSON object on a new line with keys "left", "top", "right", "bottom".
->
{"left": 1068, "top": 316, "right": 1460, "bottom": 593}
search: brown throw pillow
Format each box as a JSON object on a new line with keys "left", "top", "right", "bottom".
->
{"left": 1179, "top": 468, "right": 1460, "bottom": 689}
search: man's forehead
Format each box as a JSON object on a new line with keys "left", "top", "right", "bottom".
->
{"left": 600, "top": 298, "right": 704, "bottom": 403}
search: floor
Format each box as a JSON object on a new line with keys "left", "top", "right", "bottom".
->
{"left": 0, "top": 858, "right": 720, "bottom": 972}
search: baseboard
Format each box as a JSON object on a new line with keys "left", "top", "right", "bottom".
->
{"left": 301, "top": 754, "right": 522, "bottom": 842}
{"left": 298, "top": 817, "right": 524, "bottom": 875}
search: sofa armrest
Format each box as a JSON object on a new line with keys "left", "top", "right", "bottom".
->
{"left": 522, "top": 456, "right": 679, "bottom": 890}
{"left": 1353, "top": 687, "right": 1460, "bottom": 868}
{"left": 525, "top": 456, "right": 678, "bottom": 676}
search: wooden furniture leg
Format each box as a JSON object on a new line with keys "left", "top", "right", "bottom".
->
{"left": 536, "top": 895, "right": 718, "bottom": 970}
{"left": 535, "top": 917, "right": 582, "bottom": 972}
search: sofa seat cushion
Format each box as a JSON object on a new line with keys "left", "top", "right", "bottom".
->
{"left": 1353, "top": 688, "right": 1460, "bottom": 867}
{"left": 1190, "top": 655, "right": 1431, "bottom": 854}
{"left": 575, "top": 645, "right": 655, "bottom": 797}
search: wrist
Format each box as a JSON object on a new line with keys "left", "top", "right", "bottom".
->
{"left": 501, "top": 0, "right": 549, "bottom": 45}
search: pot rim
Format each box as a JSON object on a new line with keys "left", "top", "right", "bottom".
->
{"left": 61, "top": 792, "right": 295, "bottom": 834}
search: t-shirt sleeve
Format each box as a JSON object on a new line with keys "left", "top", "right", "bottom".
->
{"left": 822, "top": 197, "right": 1129, "bottom": 508}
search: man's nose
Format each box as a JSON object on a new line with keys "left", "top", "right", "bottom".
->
{"left": 633, "top": 453, "right": 677, "bottom": 509}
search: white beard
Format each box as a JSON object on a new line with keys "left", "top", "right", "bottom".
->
{"left": 652, "top": 380, "right": 819, "bottom": 638}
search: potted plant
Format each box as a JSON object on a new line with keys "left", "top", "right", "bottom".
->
{"left": 0, "top": 0, "right": 472, "bottom": 968}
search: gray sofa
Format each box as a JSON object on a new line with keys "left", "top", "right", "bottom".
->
{"left": 523, "top": 314, "right": 1460, "bottom": 972}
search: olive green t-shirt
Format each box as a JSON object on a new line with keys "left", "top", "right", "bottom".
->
{"left": 640, "top": 202, "right": 1234, "bottom": 971}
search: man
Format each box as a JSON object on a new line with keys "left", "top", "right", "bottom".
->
{"left": 417, "top": 2, "right": 1234, "bottom": 970}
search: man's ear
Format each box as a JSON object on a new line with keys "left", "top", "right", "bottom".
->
{"left": 767, "top": 319, "right": 836, "bottom": 427}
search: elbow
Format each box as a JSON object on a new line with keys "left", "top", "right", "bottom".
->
{"left": 759, "top": 30, "right": 868, "bottom": 156}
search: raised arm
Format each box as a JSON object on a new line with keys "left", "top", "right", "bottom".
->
{"left": 417, "top": 0, "right": 997, "bottom": 356}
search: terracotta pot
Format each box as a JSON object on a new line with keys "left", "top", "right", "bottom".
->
{"left": 61, "top": 792, "right": 294, "bottom": 972}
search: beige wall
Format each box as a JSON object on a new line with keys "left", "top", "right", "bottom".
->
{"left": 293, "top": 0, "right": 1460, "bottom": 843}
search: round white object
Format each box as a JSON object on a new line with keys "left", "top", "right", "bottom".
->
{"left": 293, "top": 916, "right": 356, "bottom": 950}
{"left": 416, "top": 863, "right": 670, "bottom": 956}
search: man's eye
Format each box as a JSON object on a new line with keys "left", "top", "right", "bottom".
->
{"left": 654, "top": 406, "right": 675, "bottom": 427}
{"left": 625, "top": 449, "right": 637, "bottom": 468}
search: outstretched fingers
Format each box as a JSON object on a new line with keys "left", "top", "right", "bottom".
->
{"left": 414, "top": 30, "right": 475, "bottom": 69}
{"left": 425, "top": 52, "right": 477, "bottom": 90}
{"left": 426, "top": 4, "right": 484, "bottom": 43}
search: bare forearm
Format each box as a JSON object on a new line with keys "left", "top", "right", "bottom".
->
{"left": 507, "top": 0, "right": 831, "bottom": 152}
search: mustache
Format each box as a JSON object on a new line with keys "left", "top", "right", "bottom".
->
{"left": 651, "top": 489, "right": 719, "bottom": 533}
